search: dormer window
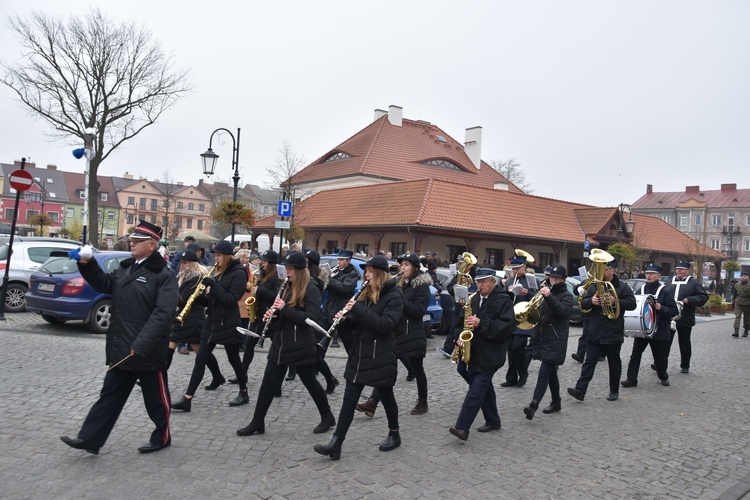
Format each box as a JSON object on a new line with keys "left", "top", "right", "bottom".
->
{"left": 421, "top": 158, "right": 462, "bottom": 171}
{"left": 322, "top": 151, "right": 351, "bottom": 163}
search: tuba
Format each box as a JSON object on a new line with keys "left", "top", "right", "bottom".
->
{"left": 452, "top": 292, "right": 476, "bottom": 363}
{"left": 514, "top": 248, "right": 536, "bottom": 264}
{"left": 456, "top": 252, "right": 478, "bottom": 286}
{"left": 244, "top": 268, "right": 261, "bottom": 323}
{"left": 176, "top": 264, "right": 216, "bottom": 324}
{"left": 579, "top": 249, "right": 620, "bottom": 320}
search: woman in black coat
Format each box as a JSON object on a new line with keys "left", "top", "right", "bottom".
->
{"left": 236, "top": 252, "right": 335, "bottom": 437}
{"left": 171, "top": 240, "right": 249, "bottom": 411}
{"left": 525, "top": 265, "right": 573, "bottom": 420}
{"left": 357, "top": 253, "right": 431, "bottom": 417}
{"left": 305, "top": 249, "right": 338, "bottom": 394}
{"left": 314, "top": 255, "right": 404, "bottom": 460}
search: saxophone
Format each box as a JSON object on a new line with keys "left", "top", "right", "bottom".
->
{"left": 452, "top": 292, "right": 477, "bottom": 363}
{"left": 245, "top": 268, "right": 260, "bottom": 323}
{"left": 176, "top": 264, "right": 216, "bottom": 324}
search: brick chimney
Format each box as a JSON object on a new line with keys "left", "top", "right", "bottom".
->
{"left": 646, "top": 184, "right": 653, "bottom": 194}
{"left": 721, "top": 183, "right": 737, "bottom": 191}
{"left": 387, "top": 105, "right": 402, "bottom": 127}
{"left": 123, "top": 171, "right": 134, "bottom": 180}
{"left": 685, "top": 185, "right": 699, "bottom": 194}
{"left": 464, "top": 126, "right": 482, "bottom": 170}
{"left": 46, "top": 164, "right": 57, "bottom": 170}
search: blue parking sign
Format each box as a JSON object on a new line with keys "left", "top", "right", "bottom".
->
{"left": 278, "top": 200, "right": 293, "bottom": 218}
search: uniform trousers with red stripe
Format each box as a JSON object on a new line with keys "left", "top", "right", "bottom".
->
{"left": 78, "top": 368, "right": 171, "bottom": 448}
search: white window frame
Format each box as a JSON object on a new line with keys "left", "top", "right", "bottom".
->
{"left": 679, "top": 213, "right": 688, "bottom": 226}
{"left": 695, "top": 214, "right": 702, "bottom": 226}
{"left": 710, "top": 239, "right": 720, "bottom": 250}
{"left": 712, "top": 215, "right": 722, "bottom": 226}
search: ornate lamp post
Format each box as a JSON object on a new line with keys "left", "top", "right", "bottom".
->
{"left": 617, "top": 203, "right": 635, "bottom": 242}
{"left": 200, "top": 128, "right": 241, "bottom": 245}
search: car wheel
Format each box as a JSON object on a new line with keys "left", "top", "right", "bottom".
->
{"left": 4, "top": 283, "right": 28, "bottom": 313}
{"left": 41, "top": 314, "right": 66, "bottom": 325}
{"left": 89, "top": 299, "right": 112, "bottom": 334}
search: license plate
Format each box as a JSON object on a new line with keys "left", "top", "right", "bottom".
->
{"left": 38, "top": 283, "right": 55, "bottom": 292}
{"left": 422, "top": 314, "right": 431, "bottom": 322}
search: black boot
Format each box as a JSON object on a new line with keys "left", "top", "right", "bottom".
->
{"left": 314, "top": 435, "right": 344, "bottom": 460}
{"left": 325, "top": 377, "right": 339, "bottom": 394}
{"left": 523, "top": 400, "right": 539, "bottom": 420}
{"left": 204, "top": 375, "right": 226, "bottom": 391}
{"left": 733, "top": 328, "right": 740, "bottom": 337}
{"left": 229, "top": 390, "right": 249, "bottom": 407}
{"left": 744, "top": 329, "right": 748, "bottom": 337}
{"left": 542, "top": 399, "right": 561, "bottom": 414}
{"left": 171, "top": 395, "right": 192, "bottom": 412}
{"left": 313, "top": 412, "right": 336, "bottom": 434}
{"left": 236, "top": 419, "right": 265, "bottom": 436}
{"left": 379, "top": 429, "right": 401, "bottom": 451}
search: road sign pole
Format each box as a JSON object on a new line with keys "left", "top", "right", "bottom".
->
{"left": 0, "top": 159, "right": 28, "bottom": 320}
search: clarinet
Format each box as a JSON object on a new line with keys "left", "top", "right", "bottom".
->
{"left": 258, "top": 278, "right": 289, "bottom": 348}
{"left": 325, "top": 281, "right": 369, "bottom": 340}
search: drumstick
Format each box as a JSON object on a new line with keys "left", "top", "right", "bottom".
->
{"left": 107, "top": 353, "right": 134, "bottom": 371}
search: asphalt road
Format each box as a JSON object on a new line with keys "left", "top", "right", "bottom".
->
{"left": 1, "top": 312, "right": 748, "bottom": 499}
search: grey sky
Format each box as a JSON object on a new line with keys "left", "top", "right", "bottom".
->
{"left": 1, "top": 1, "right": 747, "bottom": 207}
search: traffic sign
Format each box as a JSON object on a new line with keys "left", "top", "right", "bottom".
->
{"left": 8, "top": 170, "right": 33, "bottom": 191}
{"left": 278, "top": 200, "right": 293, "bottom": 218}
{"left": 275, "top": 220, "right": 291, "bottom": 229}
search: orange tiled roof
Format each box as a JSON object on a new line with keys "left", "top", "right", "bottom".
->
{"left": 289, "top": 116, "right": 523, "bottom": 192}
{"left": 632, "top": 184, "right": 750, "bottom": 209}
{"left": 630, "top": 213, "right": 725, "bottom": 259}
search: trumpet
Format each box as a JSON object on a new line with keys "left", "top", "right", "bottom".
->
{"left": 330, "top": 265, "right": 341, "bottom": 277}
{"left": 244, "top": 268, "right": 261, "bottom": 323}
{"left": 176, "top": 264, "right": 216, "bottom": 324}
{"left": 259, "top": 278, "right": 289, "bottom": 347}
{"left": 315, "top": 281, "right": 370, "bottom": 349}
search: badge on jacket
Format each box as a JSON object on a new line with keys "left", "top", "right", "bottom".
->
{"left": 136, "top": 276, "right": 147, "bottom": 283}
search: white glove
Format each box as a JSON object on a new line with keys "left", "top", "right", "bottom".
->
{"left": 79, "top": 245, "right": 94, "bottom": 260}
{"left": 578, "top": 286, "right": 586, "bottom": 296}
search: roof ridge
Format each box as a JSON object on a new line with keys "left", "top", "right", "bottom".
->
{"left": 358, "top": 115, "right": 387, "bottom": 174}
{"left": 416, "top": 179, "right": 433, "bottom": 224}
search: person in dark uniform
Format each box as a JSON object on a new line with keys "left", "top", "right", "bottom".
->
{"left": 524, "top": 265, "right": 573, "bottom": 420}
{"left": 314, "top": 255, "right": 404, "bottom": 459}
{"left": 170, "top": 235, "right": 196, "bottom": 273}
{"left": 171, "top": 240, "right": 250, "bottom": 411}
{"left": 732, "top": 273, "right": 750, "bottom": 337}
{"left": 237, "top": 252, "right": 336, "bottom": 437}
{"left": 356, "top": 253, "right": 432, "bottom": 417}
{"left": 501, "top": 255, "right": 536, "bottom": 388}
{"left": 567, "top": 259, "right": 636, "bottom": 403}
{"left": 437, "top": 258, "right": 476, "bottom": 358}
{"left": 60, "top": 221, "right": 178, "bottom": 454}
{"left": 667, "top": 261, "right": 708, "bottom": 373}
{"left": 322, "top": 249, "right": 359, "bottom": 353}
{"left": 168, "top": 249, "right": 224, "bottom": 384}
{"left": 305, "top": 249, "right": 339, "bottom": 394}
{"left": 449, "top": 268, "right": 515, "bottom": 441}
{"left": 229, "top": 250, "right": 281, "bottom": 384}
{"left": 621, "top": 264, "right": 678, "bottom": 388}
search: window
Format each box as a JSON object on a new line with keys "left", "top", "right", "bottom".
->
{"left": 485, "top": 248, "right": 504, "bottom": 266}
{"left": 177, "top": 201, "right": 184, "bottom": 209}
{"left": 712, "top": 215, "right": 722, "bottom": 226}
{"left": 745, "top": 239, "right": 750, "bottom": 252}
{"left": 198, "top": 203, "right": 205, "bottom": 211}
{"left": 422, "top": 159, "right": 462, "bottom": 171}
{"left": 107, "top": 212, "right": 115, "bottom": 221}
{"left": 711, "top": 239, "right": 720, "bottom": 250}
{"left": 661, "top": 215, "right": 672, "bottom": 224}
{"left": 391, "top": 242, "right": 407, "bottom": 256}
{"left": 322, "top": 151, "right": 351, "bottom": 163}
{"left": 48, "top": 212, "right": 59, "bottom": 223}
{"left": 126, "top": 214, "right": 134, "bottom": 224}
{"left": 356, "top": 243, "right": 368, "bottom": 254}
{"left": 128, "top": 196, "right": 135, "bottom": 205}
{"left": 188, "top": 203, "right": 194, "bottom": 211}
{"left": 746, "top": 215, "right": 750, "bottom": 226}
{"left": 66, "top": 208, "right": 74, "bottom": 218}
{"left": 197, "top": 220, "right": 203, "bottom": 230}
{"left": 446, "top": 245, "right": 467, "bottom": 263}
{"left": 150, "top": 199, "right": 157, "bottom": 211}
{"left": 26, "top": 210, "right": 39, "bottom": 220}
{"left": 46, "top": 178, "right": 54, "bottom": 184}
{"left": 538, "top": 252, "right": 554, "bottom": 269}
{"left": 695, "top": 214, "right": 702, "bottom": 226}
{"left": 263, "top": 206, "right": 270, "bottom": 214}
{"left": 326, "top": 240, "right": 339, "bottom": 253}
{"left": 728, "top": 213, "right": 736, "bottom": 229}
{"left": 176, "top": 217, "right": 183, "bottom": 228}
{"left": 48, "top": 192, "right": 56, "bottom": 198}
{"left": 139, "top": 197, "right": 146, "bottom": 210}
{"left": 78, "top": 191, "right": 85, "bottom": 199}
{"left": 5, "top": 208, "right": 15, "bottom": 220}
{"left": 186, "top": 219, "right": 192, "bottom": 229}
{"left": 679, "top": 213, "right": 688, "bottom": 226}
{"left": 101, "top": 193, "right": 108, "bottom": 202}
{"left": 150, "top": 215, "right": 156, "bottom": 224}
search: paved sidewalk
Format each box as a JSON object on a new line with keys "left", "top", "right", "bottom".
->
{"left": 0, "top": 312, "right": 748, "bottom": 499}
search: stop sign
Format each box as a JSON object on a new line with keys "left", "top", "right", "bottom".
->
{"left": 8, "top": 169, "right": 33, "bottom": 191}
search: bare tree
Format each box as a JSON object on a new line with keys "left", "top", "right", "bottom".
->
{"left": 2, "top": 8, "right": 192, "bottom": 246}
{"left": 489, "top": 158, "right": 534, "bottom": 194}
{"left": 158, "top": 169, "right": 181, "bottom": 244}
{"left": 265, "top": 141, "right": 308, "bottom": 244}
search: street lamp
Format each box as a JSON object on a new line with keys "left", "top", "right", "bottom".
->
{"left": 618, "top": 203, "right": 635, "bottom": 242}
{"left": 124, "top": 202, "right": 139, "bottom": 230}
{"left": 201, "top": 127, "right": 241, "bottom": 245}
{"left": 24, "top": 179, "right": 46, "bottom": 236}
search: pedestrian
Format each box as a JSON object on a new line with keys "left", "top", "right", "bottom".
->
{"left": 524, "top": 265, "right": 572, "bottom": 420}
{"left": 667, "top": 261, "right": 708, "bottom": 371}
{"left": 171, "top": 240, "right": 250, "bottom": 411}
{"left": 305, "top": 249, "right": 339, "bottom": 394}
{"left": 170, "top": 235, "right": 196, "bottom": 273}
{"left": 237, "top": 251, "right": 336, "bottom": 437}
{"left": 314, "top": 255, "right": 404, "bottom": 459}
{"left": 322, "top": 250, "right": 359, "bottom": 352}
{"left": 60, "top": 221, "right": 178, "bottom": 455}
{"left": 732, "top": 272, "right": 750, "bottom": 337}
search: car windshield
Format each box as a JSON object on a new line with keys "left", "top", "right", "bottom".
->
{"left": 0, "top": 244, "right": 8, "bottom": 260}
{"left": 39, "top": 257, "right": 79, "bottom": 275}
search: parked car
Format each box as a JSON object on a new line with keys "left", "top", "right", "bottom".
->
{"left": 0, "top": 237, "right": 81, "bottom": 312}
{"left": 320, "top": 254, "right": 443, "bottom": 329}
{"left": 624, "top": 277, "right": 668, "bottom": 293}
{"left": 25, "top": 251, "right": 131, "bottom": 333}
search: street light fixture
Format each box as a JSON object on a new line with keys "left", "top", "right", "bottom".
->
{"left": 200, "top": 127, "right": 241, "bottom": 245}
{"left": 618, "top": 203, "right": 635, "bottom": 242}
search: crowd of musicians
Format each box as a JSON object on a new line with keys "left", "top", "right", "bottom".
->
{"left": 61, "top": 220, "right": 735, "bottom": 458}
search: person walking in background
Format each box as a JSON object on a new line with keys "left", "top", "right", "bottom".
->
{"left": 732, "top": 273, "right": 750, "bottom": 337}
{"left": 667, "top": 261, "right": 708, "bottom": 371}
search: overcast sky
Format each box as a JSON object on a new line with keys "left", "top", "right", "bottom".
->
{"left": 1, "top": 1, "right": 748, "bottom": 207}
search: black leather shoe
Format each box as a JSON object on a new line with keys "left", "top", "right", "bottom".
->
{"left": 314, "top": 435, "right": 343, "bottom": 460}
{"left": 325, "top": 377, "right": 339, "bottom": 394}
{"left": 229, "top": 390, "right": 249, "bottom": 407}
{"left": 620, "top": 380, "right": 637, "bottom": 388}
{"left": 204, "top": 376, "right": 226, "bottom": 391}
{"left": 567, "top": 387, "right": 585, "bottom": 401}
{"left": 542, "top": 400, "right": 562, "bottom": 414}
{"left": 170, "top": 395, "right": 192, "bottom": 412}
{"left": 650, "top": 364, "right": 657, "bottom": 371}
{"left": 138, "top": 441, "right": 170, "bottom": 453}
{"left": 60, "top": 436, "right": 99, "bottom": 455}
{"left": 228, "top": 377, "right": 239, "bottom": 384}
{"left": 236, "top": 420, "right": 265, "bottom": 436}
{"left": 406, "top": 373, "right": 416, "bottom": 382}
{"left": 607, "top": 393, "right": 619, "bottom": 401}
{"left": 500, "top": 381, "right": 517, "bottom": 388}
{"left": 571, "top": 353, "right": 584, "bottom": 363}
{"left": 285, "top": 370, "right": 296, "bottom": 381}
{"left": 477, "top": 421, "right": 502, "bottom": 432}
{"left": 523, "top": 401, "right": 538, "bottom": 420}
{"left": 516, "top": 377, "right": 527, "bottom": 388}
{"left": 681, "top": 368, "right": 689, "bottom": 374}
{"left": 379, "top": 431, "right": 401, "bottom": 451}
{"left": 661, "top": 379, "right": 670, "bottom": 386}
{"left": 313, "top": 413, "right": 336, "bottom": 434}
{"left": 449, "top": 427, "right": 469, "bottom": 441}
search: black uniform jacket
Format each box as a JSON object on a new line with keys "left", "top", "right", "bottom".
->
{"left": 344, "top": 279, "right": 404, "bottom": 388}
{"left": 669, "top": 276, "right": 708, "bottom": 327}
{"left": 322, "top": 264, "right": 359, "bottom": 324}
{"left": 581, "top": 275, "right": 637, "bottom": 345}
{"left": 505, "top": 273, "right": 537, "bottom": 337}
{"left": 394, "top": 271, "right": 432, "bottom": 359}
{"left": 267, "top": 282, "right": 323, "bottom": 367}
{"left": 201, "top": 259, "right": 247, "bottom": 345}
{"left": 529, "top": 282, "right": 573, "bottom": 366}
{"left": 170, "top": 275, "right": 206, "bottom": 344}
{"left": 453, "top": 285, "right": 516, "bottom": 374}
{"left": 251, "top": 270, "right": 281, "bottom": 330}
{"left": 637, "top": 281, "right": 678, "bottom": 342}
{"left": 79, "top": 250, "right": 178, "bottom": 371}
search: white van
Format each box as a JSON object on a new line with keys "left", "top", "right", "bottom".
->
{"left": 223, "top": 234, "right": 292, "bottom": 254}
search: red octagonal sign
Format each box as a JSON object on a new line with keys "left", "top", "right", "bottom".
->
{"left": 9, "top": 169, "right": 33, "bottom": 191}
